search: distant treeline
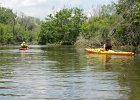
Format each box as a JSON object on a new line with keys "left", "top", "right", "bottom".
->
{"left": 1, "top": 0, "right": 140, "bottom": 47}
{"left": 0, "top": 6, "right": 41, "bottom": 45}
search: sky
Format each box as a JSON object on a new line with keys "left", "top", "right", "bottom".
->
{"left": 0, "top": 0, "right": 118, "bottom": 20}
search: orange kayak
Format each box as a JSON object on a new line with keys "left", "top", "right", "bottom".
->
{"left": 85, "top": 48, "right": 134, "bottom": 56}
{"left": 19, "top": 47, "right": 29, "bottom": 50}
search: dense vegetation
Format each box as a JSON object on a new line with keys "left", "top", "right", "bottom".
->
{"left": 112, "top": 0, "right": 140, "bottom": 46}
{"left": 1, "top": 0, "right": 140, "bottom": 47}
{"left": 0, "top": 6, "right": 41, "bottom": 45}
{"left": 39, "top": 8, "right": 87, "bottom": 45}
{"left": 75, "top": 0, "right": 140, "bottom": 47}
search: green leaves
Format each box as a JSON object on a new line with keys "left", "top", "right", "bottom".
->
{"left": 81, "top": 5, "right": 116, "bottom": 41}
{"left": 39, "top": 8, "right": 87, "bottom": 45}
{"left": 0, "top": 7, "right": 16, "bottom": 24}
{"left": 0, "top": 6, "right": 41, "bottom": 45}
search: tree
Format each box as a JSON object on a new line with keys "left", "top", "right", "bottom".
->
{"left": 81, "top": 4, "right": 116, "bottom": 41}
{"left": 39, "top": 7, "right": 87, "bottom": 45}
{"left": 114, "top": 0, "right": 140, "bottom": 46}
{"left": 0, "top": 6, "right": 41, "bottom": 45}
{"left": 0, "top": 7, "right": 16, "bottom": 24}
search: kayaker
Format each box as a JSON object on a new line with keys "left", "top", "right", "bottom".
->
{"left": 21, "top": 41, "right": 28, "bottom": 48}
{"left": 102, "top": 38, "right": 112, "bottom": 51}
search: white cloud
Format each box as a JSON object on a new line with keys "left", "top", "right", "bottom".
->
{"left": 0, "top": 0, "right": 118, "bottom": 19}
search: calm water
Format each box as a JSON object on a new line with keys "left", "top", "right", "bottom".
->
{"left": 0, "top": 45, "right": 140, "bottom": 100}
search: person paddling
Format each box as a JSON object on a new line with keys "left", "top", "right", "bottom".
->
{"left": 102, "top": 38, "right": 112, "bottom": 51}
{"left": 21, "top": 41, "right": 28, "bottom": 48}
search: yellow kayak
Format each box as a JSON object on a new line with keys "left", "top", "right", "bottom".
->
{"left": 85, "top": 48, "right": 134, "bottom": 56}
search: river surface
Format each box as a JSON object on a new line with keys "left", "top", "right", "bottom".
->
{"left": 0, "top": 45, "right": 140, "bottom": 100}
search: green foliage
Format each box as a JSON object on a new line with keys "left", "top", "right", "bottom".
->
{"left": 39, "top": 8, "right": 87, "bottom": 45}
{"left": 81, "top": 4, "right": 116, "bottom": 42}
{"left": 0, "top": 6, "right": 41, "bottom": 45}
{"left": 0, "top": 7, "right": 16, "bottom": 24}
{"left": 0, "top": 23, "right": 14, "bottom": 44}
{"left": 133, "top": 2, "right": 140, "bottom": 24}
{"left": 79, "top": 1, "right": 140, "bottom": 47}
{"left": 100, "top": 4, "right": 116, "bottom": 16}
{"left": 114, "top": 0, "right": 140, "bottom": 46}
{"left": 1, "top": 1, "right": 140, "bottom": 47}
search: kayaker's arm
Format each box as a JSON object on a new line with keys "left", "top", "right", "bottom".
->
{"left": 103, "top": 44, "right": 106, "bottom": 51}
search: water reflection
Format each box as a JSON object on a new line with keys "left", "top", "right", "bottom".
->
{"left": 86, "top": 53, "right": 134, "bottom": 70}
{"left": 44, "top": 46, "right": 87, "bottom": 73}
{"left": 86, "top": 53, "right": 139, "bottom": 100}
{"left": 0, "top": 46, "right": 140, "bottom": 100}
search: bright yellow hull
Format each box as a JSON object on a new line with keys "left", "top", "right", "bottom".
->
{"left": 85, "top": 48, "right": 134, "bottom": 56}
